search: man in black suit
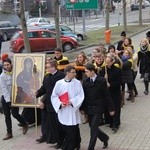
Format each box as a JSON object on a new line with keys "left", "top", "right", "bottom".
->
{"left": 81, "top": 63, "right": 115, "bottom": 150}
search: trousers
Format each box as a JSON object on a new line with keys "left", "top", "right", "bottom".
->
{"left": 1, "top": 96, "right": 27, "bottom": 134}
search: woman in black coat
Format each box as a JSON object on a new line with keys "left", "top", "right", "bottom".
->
{"left": 138, "top": 38, "right": 150, "bottom": 95}
{"left": 99, "top": 54, "right": 122, "bottom": 132}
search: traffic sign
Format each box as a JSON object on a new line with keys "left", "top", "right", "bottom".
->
{"left": 66, "top": 0, "right": 98, "bottom": 10}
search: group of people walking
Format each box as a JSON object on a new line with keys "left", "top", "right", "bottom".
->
{"left": 0, "top": 30, "right": 150, "bottom": 150}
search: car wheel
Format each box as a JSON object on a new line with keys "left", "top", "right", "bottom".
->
{"left": 20, "top": 47, "right": 26, "bottom": 53}
{"left": 63, "top": 43, "right": 73, "bottom": 52}
{"left": 77, "top": 34, "right": 83, "bottom": 41}
{"left": 3, "top": 33, "right": 8, "bottom": 41}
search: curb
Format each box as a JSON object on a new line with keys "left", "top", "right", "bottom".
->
{"left": 65, "top": 25, "right": 150, "bottom": 54}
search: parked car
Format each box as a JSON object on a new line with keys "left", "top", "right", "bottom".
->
{"left": 38, "top": 24, "right": 79, "bottom": 41}
{"left": 0, "top": 21, "right": 21, "bottom": 41}
{"left": 131, "top": 2, "right": 146, "bottom": 11}
{"left": 145, "top": 0, "right": 150, "bottom": 7}
{"left": 41, "top": 24, "right": 87, "bottom": 41}
{"left": 10, "top": 29, "right": 78, "bottom": 53}
{"left": 26, "top": 17, "right": 50, "bottom": 26}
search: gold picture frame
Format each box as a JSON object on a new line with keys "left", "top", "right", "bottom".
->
{"left": 12, "top": 54, "right": 45, "bottom": 107}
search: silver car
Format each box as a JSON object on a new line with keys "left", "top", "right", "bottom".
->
{"left": 0, "top": 21, "right": 21, "bottom": 41}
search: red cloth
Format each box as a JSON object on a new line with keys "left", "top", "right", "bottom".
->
{"left": 59, "top": 92, "right": 69, "bottom": 105}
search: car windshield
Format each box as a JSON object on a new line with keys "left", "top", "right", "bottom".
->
{"left": 12, "top": 32, "right": 21, "bottom": 39}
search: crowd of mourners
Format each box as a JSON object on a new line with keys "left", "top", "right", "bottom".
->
{"left": 0, "top": 30, "right": 150, "bottom": 150}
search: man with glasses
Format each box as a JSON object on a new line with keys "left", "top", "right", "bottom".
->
{"left": 51, "top": 65, "right": 84, "bottom": 150}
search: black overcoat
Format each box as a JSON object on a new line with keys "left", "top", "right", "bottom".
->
{"left": 36, "top": 70, "right": 65, "bottom": 112}
{"left": 82, "top": 75, "right": 114, "bottom": 115}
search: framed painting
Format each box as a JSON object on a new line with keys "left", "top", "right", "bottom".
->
{"left": 12, "top": 54, "right": 45, "bottom": 107}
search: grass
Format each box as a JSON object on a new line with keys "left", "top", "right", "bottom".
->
{"left": 79, "top": 24, "right": 150, "bottom": 46}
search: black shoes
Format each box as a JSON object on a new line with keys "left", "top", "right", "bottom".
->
{"left": 23, "top": 124, "right": 28, "bottom": 134}
{"left": 36, "top": 136, "right": 46, "bottom": 143}
{"left": 103, "top": 137, "right": 109, "bottom": 149}
{"left": 3, "top": 133, "right": 13, "bottom": 140}
{"left": 54, "top": 144, "right": 61, "bottom": 149}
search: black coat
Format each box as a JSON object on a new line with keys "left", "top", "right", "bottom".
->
{"left": 36, "top": 70, "right": 65, "bottom": 112}
{"left": 82, "top": 75, "right": 114, "bottom": 115}
{"left": 99, "top": 65, "right": 122, "bottom": 107}
{"left": 122, "top": 60, "right": 134, "bottom": 84}
{"left": 138, "top": 50, "right": 150, "bottom": 75}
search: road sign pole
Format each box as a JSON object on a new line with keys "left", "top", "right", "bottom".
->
{"left": 82, "top": 10, "right": 86, "bottom": 33}
{"left": 73, "top": 5, "right": 76, "bottom": 33}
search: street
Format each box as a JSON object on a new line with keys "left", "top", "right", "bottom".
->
{"left": 0, "top": 29, "right": 150, "bottom": 150}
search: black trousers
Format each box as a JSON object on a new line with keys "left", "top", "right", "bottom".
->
{"left": 88, "top": 114, "right": 109, "bottom": 150}
{"left": 61, "top": 124, "right": 81, "bottom": 150}
{"left": 41, "top": 108, "right": 47, "bottom": 139}
{"left": 1, "top": 96, "right": 27, "bottom": 134}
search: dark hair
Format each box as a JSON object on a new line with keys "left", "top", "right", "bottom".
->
{"left": 146, "top": 31, "right": 150, "bottom": 37}
{"left": 84, "top": 63, "right": 96, "bottom": 72}
{"left": 3, "top": 58, "right": 12, "bottom": 64}
{"left": 121, "top": 31, "right": 126, "bottom": 37}
{"left": 108, "top": 45, "right": 116, "bottom": 51}
{"left": 47, "top": 59, "right": 58, "bottom": 69}
{"left": 54, "top": 47, "right": 62, "bottom": 53}
{"left": 64, "top": 65, "right": 75, "bottom": 74}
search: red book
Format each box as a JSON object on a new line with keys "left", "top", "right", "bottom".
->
{"left": 59, "top": 92, "right": 69, "bottom": 105}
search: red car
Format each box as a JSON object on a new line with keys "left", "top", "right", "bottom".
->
{"left": 10, "top": 29, "right": 78, "bottom": 53}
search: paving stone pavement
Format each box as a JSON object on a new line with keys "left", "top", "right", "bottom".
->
{"left": 0, "top": 29, "right": 150, "bottom": 150}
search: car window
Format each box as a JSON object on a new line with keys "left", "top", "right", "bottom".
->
{"left": 60, "top": 26, "right": 72, "bottom": 32}
{"left": 28, "top": 31, "right": 39, "bottom": 38}
{"left": 12, "top": 32, "right": 21, "bottom": 39}
{"left": 41, "top": 31, "right": 56, "bottom": 38}
{"left": 39, "top": 19, "right": 45, "bottom": 22}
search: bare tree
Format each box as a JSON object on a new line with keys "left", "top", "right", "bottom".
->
{"left": 122, "top": 0, "right": 127, "bottom": 31}
{"left": 0, "top": 0, "right": 14, "bottom": 14}
{"left": 139, "top": 0, "right": 143, "bottom": 26}
{"left": 18, "top": 0, "right": 31, "bottom": 53}
{"left": 51, "top": 0, "right": 62, "bottom": 49}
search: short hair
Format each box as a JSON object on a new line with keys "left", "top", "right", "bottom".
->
{"left": 84, "top": 63, "right": 96, "bottom": 72}
{"left": 108, "top": 45, "right": 116, "bottom": 51}
{"left": 3, "top": 58, "right": 12, "bottom": 64}
{"left": 64, "top": 65, "right": 75, "bottom": 74}
{"left": 146, "top": 31, "right": 150, "bottom": 37}
{"left": 47, "top": 59, "right": 58, "bottom": 69}
{"left": 54, "top": 47, "right": 62, "bottom": 53}
{"left": 121, "top": 31, "right": 126, "bottom": 37}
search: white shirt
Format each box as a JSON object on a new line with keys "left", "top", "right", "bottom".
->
{"left": 51, "top": 78, "right": 84, "bottom": 126}
{"left": 0, "top": 70, "right": 12, "bottom": 102}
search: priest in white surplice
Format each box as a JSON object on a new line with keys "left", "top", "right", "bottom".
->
{"left": 51, "top": 65, "right": 84, "bottom": 150}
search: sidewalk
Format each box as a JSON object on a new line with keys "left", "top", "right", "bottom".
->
{"left": 1, "top": 30, "right": 150, "bottom": 150}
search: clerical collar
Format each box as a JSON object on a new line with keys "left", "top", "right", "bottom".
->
{"left": 90, "top": 74, "right": 97, "bottom": 82}
{"left": 64, "top": 78, "right": 72, "bottom": 82}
